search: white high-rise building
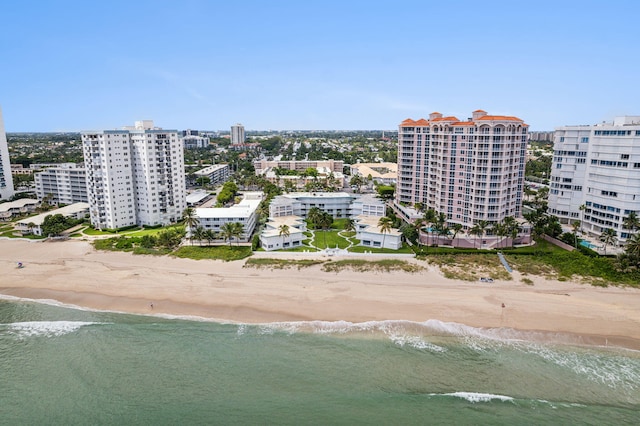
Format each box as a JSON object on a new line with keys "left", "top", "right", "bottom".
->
{"left": 548, "top": 116, "right": 640, "bottom": 243}
{"left": 82, "top": 120, "right": 186, "bottom": 230}
{"left": 231, "top": 123, "right": 245, "bottom": 145}
{"left": 0, "top": 106, "right": 16, "bottom": 201}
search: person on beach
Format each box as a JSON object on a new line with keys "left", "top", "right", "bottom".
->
{"left": 150, "top": 303, "right": 154, "bottom": 310}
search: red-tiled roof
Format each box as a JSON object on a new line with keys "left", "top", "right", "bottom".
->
{"left": 473, "top": 109, "right": 486, "bottom": 113}
{"left": 415, "top": 119, "right": 430, "bottom": 126}
{"left": 475, "top": 115, "right": 523, "bottom": 122}
{"left": 431, "top": 116, "right": 459, "bottom": 122}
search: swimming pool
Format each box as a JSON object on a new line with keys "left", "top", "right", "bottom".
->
{"left": 580, "top": 240, "right": 598, "bottom": 249}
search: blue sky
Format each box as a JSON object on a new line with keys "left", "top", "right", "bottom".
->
{"left": 1, "top": 0, "right": 639, "bottom": 132}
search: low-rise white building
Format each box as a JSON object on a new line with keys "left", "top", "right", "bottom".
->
{"left": 354, "top": 215, "right": 402, "bottom": 250}
{"left": 194, "top": 192, "right": 262, "bottom": 242}
{"left": 260, "top": 215, "right": 307, "bottom": 251}
{"left": 16, "top": 202, "right": 89, "bottom": 236}
{"left": 0, "top": 199, "right": 39, "bottom": 220}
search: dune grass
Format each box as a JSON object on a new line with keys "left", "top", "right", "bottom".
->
{"left": 244, "top": 258, "right": 325, "bottom": 269}
{"left": 321, "top": 259, "right": 423, "bottom": 273}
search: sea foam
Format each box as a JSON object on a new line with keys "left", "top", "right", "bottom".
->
{"left": 432, "top": 392, "right": 515, "bottom": 403}
{"left": 2, "top": 321, "right": 101, "bottom": 338}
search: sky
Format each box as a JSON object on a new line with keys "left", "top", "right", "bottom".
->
{"left": 1, "top": 0, "right": 639, "bottom": 132}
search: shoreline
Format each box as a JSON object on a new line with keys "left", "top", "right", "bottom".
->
{"left": 2, "top": 239, "right": 640, "bottom": 350}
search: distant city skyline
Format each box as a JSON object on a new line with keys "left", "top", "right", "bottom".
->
{"left": 1, "top": 0, "right": 639, "bottom": 132}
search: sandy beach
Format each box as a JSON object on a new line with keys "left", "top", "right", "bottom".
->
{"left": 1, "top": 239, "right": 640, "bottom": 349}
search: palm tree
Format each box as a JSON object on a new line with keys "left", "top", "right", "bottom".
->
{"left": 571, "top": 220, "right": 581, "bottom": 248}
{"left": 205, "top": 229, "right": 217, "bottom": 246}
{"left": 476, "top": 220, "right": 490, "bottom": 247}
{"left": 27, "top": 222, "right": 36, "bottom": 235}
{"left": 423, "top": 208, "right": 437, "bottom": 246}
{"left": 278, "top": 224, "right": 290, "bottom": 249}
{"left": 220, "top": 222, "right": 236, "bottom": 246}
{"left": 451, "top": 223, "right": 463, "bottom": 247}
{"left": 502, "top": 216, "right": 518, "bottom": 248}
{"left": 493, "top": 223, "right": 506, "bottom": 249}
{"left": 578, "top": 204, "right": 587, "bottom": 233}
{"left": 182, "top": 207, "right": 199, "bottom": 245}
{"left": 623, "top": 211, "right": 639, "bottom": 233}
{"left": 470, "top": 225, "right": 482, "bottom": 248}
{"left": 307, "top": 207, "right": 322, "bottom": 230}
{"left": 600, "top": 228, "right": 617, "bottom": 255}
{"left": 344, "top": 218, "right": 355, "bottom": 233}
{"left": 378, "top": 216, "right": 393, "bottom": 249}
{"left": 624, "top": 232, "right": 640, "bottom": 261}
{"left": 318, "top": 212, "right": 333, "bottom": 248}
{"left": 193, "top": 226, "right": 206, "bottom": 246}
{"left": 232, "top": 222, "right": 245, "bottom": 245}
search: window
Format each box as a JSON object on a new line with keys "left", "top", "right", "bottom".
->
{"left": 581, "top": 137, "right": 589, "bottom": 143}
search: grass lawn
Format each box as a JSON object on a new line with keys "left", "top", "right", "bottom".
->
{"left": 172, "top": 245, "right": 253, "bottom": 261}
{"left": 331, "top": 218, "right": 350, "bottom": 229}
{"left": 313, "top": 230, "right": 350, "bottom": 249}
{"left": 282, "top": 245, "right": 319, "bottom": 252}
{"left": 82, "top": 225, "right": 184, "bottom": 237}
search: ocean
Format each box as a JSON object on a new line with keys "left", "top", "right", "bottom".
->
{"left": 1, "top": 297, "right": 639, "bottom": 425}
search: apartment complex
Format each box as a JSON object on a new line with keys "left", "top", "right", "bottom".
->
{"left": 0, "top": 106, "right": 15, "bottom": 200}
{"left": 254, "top": 159, "right": 344, "bottom": 175}
{"left": 269, "top": 192, "right": 385, "bottom": 219}
{"left": 35, "top": 163, "right": 88, "bottom": 204}
{"left": 82, "top": 120, "right": 186, "bottom": 230}
{"left": 182, "top": 134, "right": 210, "bottom": 149}
{"left": 193, "top": 164, "right": 230, "bottom": 186}
{"left": 396, "top": 110, "right": 528, "bottom": 230}
{"left": 349, "top": 162, "right": 397, "bottom": 185}
{"left": 548, "top": 116, "right": 640, "bottom": 243}
{"left": 254, "top": 159, "right": 345, "bottom": 189}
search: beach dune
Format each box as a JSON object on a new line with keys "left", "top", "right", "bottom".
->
{"left": 1, "top": 239, "right": 640, "bottom": 349}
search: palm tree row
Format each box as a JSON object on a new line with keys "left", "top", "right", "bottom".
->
{"left": 189, "top": 222, "right": 245, "bottom": 246}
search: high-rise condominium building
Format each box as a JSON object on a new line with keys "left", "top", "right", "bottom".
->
{"left": 82, "top": 120, "right": 186, "bottom": 230}
{"left": 231, "top": 123, "right": 245, "bottom": 145}
{"left": 548, "top": 116, "right": 640, "bottom": 243}
{"left": 396, "top": 110, "right": 528, "bottom": 228}
{"left": 0, "top": 106, "right": 16, "bottom": 201}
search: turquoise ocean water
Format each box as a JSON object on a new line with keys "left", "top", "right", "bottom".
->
{"left": 1, "top": 297, "right": 639, "bottom": 425}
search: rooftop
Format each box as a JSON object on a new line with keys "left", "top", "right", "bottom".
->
{"left": 17, "top": 202, "right": 89, "bottom": 226}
